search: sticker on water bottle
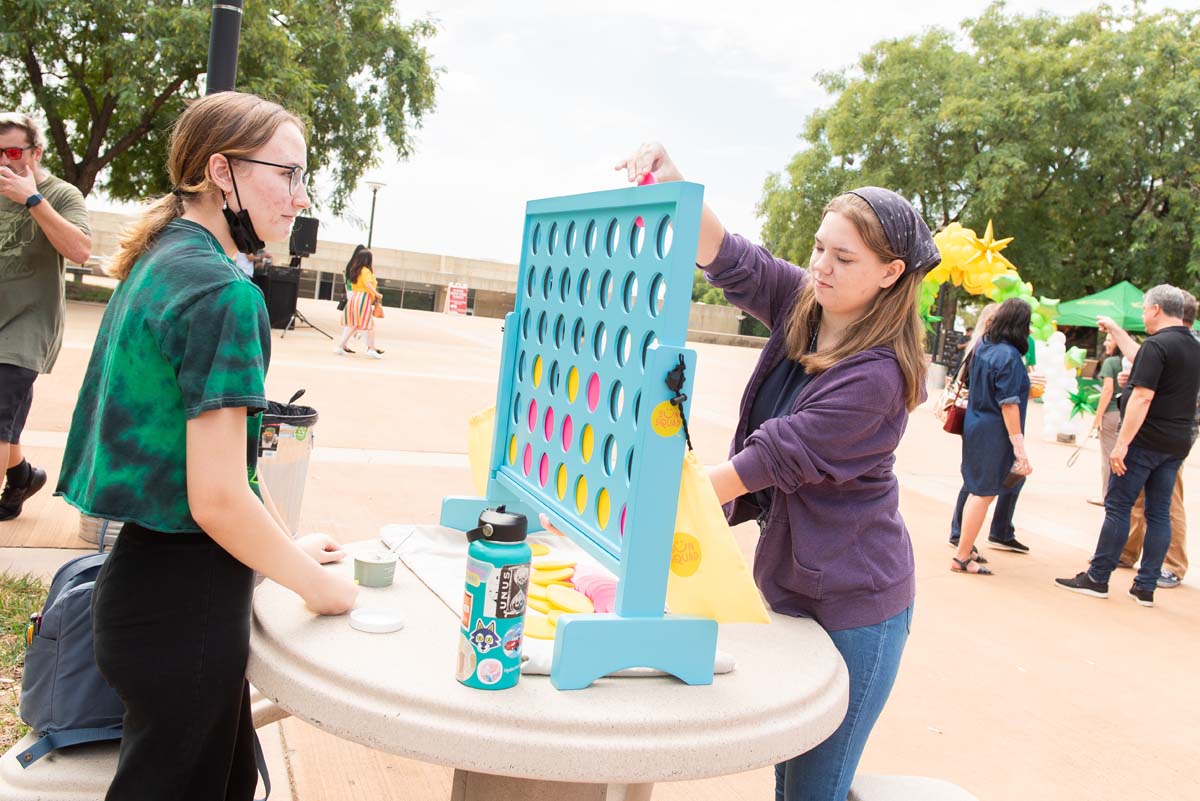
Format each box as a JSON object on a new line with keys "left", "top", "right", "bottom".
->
{"left": 465, "top": 558, "right": 491, "bottom": 588}
{"left": 456, "top": 636, "right": 477, "bottom": 682}
{"left": 502, "top": 624, "right": 523, "bottom": 658}
{"left": 484, "top": 564, "right": 530, "bottom": 619}
{"left": 476, "top": 658, "right": 503, "bottom": 686}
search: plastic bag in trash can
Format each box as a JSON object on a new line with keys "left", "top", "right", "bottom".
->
{"left": 258, "top": 389, "right": 318, "bottom": 535}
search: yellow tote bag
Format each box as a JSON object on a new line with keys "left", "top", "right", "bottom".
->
{"left": 667, "top": 450, "right": 770, "bottom": 623}
{"left": 466, "top": 406, "right": 769, "bottom": 624}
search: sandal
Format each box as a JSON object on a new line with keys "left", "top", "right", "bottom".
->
{"left": 948, "top": 542, "right": 988, "bottom": 564}
{"left": 951, "top": 555, "right": 993, "bottom": 575}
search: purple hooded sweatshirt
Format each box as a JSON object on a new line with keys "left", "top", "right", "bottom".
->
{"left": 707, "top": 232, "right": 917, "bottom": 632}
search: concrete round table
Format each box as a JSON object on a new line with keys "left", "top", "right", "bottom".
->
{"left": 248, "top": 537, "right": 849, "bottom": 801}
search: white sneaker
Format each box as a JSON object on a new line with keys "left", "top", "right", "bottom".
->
{"left": 334, "top": 346, "right": 348, "bottom": 356}
{"left": 366, "top": 349, "right": 383, "bottom": 360}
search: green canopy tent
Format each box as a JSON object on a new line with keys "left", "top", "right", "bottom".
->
{"left": 1056, "top": 281, "right": 1200, "bottom": 333}
{"left": 1056, "top": 281, "right": 1148, "bottom": 332}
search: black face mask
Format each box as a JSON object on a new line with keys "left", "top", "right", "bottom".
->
{"left": 222, "top": 166, "right": 265, "bottom": 254}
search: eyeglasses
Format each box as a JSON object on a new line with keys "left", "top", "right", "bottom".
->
{"left": 229, "top": 156, "right": 307, "bottom": 196}
{"left": 1, "top": 146, "right": 33, "bottom": 160}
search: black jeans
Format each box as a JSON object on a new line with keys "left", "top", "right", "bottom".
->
{"left": 92, "top": 522, "right": 258, "bottom": 801}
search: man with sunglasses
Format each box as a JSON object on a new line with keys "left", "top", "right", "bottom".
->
{"left": 0, "top": 112, "right": 91, "bottom": 521}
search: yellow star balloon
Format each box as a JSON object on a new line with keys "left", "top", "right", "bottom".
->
{"left": 963, "top": 220, "right": 1015, "bottom": 272}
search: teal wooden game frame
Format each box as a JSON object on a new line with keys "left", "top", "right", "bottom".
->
{"left": 441, "top": 181, "right": 719, "bottom": 690}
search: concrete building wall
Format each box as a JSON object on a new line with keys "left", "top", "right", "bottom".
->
{"left": 82, "top": 209, "right": 758, "bottom": 346}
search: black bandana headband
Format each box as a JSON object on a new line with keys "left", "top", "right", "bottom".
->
{"left": 847, "top": 187, "right": 940, "bottom": 275}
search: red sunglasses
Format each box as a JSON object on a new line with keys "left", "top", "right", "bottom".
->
{"left": 1, "top": 146, "right": 33, "bottom": 160}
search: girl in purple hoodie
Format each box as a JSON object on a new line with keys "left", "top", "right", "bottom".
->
{"left": 616, "top": 143, "right": 939, "bottom": 801}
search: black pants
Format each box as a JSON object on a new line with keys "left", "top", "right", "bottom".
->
{"left": 92, "top": 522, "right": 258, "bottom": 801}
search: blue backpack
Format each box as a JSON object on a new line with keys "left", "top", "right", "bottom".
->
{"left": 17, "top": 551, "right": 123, "bottom": 765}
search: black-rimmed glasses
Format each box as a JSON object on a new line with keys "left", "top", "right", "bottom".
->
{"left": 230, "top": 156, "right": 307, "bottom": 195}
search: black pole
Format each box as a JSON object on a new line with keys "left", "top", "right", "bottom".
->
{"left": 206, "top": 1, "right": 244, "bottom": 94}
{"left": 367, "top": 188, "right": 379, "bottom": 248}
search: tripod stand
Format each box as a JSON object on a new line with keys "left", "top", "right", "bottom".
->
{"left": 281, "top": 256, "right": 332, "bottom": 340}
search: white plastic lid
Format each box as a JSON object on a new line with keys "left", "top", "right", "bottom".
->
{"left": 349, "top": 608, "right": 405, "bottom": 634}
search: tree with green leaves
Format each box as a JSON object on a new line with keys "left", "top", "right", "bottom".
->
{"left": 0, "top": 1, "right": 439, "bottom": 213}
{"left": 758, "top": 3, "right": 1200, "bottom": 301}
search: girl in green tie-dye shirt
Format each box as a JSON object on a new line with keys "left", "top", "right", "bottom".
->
{"left": 57, "top": 93, "right": 357, "bottom": 801}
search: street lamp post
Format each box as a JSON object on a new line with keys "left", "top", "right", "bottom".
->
{"left": 366, "top": 179, "right": 385, "bottom": 248}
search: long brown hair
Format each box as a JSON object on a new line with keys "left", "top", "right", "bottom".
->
{"left": 783, "top": 193, "right": 928, "bottom": 411}
{"left": 107, "top": 92, "right": 305, "bottom": 280}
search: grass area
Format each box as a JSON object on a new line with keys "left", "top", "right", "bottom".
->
{"left": 65, "top": 282, "right": 114, "bottom": 303}
{"left": 0, "top": 572, "right": 48, "bottom": 752}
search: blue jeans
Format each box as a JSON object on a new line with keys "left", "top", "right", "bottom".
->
{"left": 1088, "top": 444, "right": 1183, "bottom": 591}
{"left": 775, "top": 605, "right": 913, "bottom": 801}
{"left": 949, "top": 482, "right": 1023, "bottom": 543}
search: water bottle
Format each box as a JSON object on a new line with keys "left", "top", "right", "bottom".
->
{"left": 456, "top": 506, "right": 531, "bottom": 690}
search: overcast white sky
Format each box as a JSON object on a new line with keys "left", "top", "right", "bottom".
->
{"left": 98, "top": 1, "right": 1171, "bottom": 264}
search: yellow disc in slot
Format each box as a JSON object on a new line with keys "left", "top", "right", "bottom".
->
{"left": 533, "top": 355, "right": 543, "bottom": 387}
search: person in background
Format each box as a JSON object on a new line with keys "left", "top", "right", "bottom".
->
{"left": 1096, "top": 289, "right": 1196, "bottom": 588}
{"left": 952, "top": 298, "right": 1034, "bottom": 574}
{"left": 948, "top": 303, "right": 1019, "bottom": 561}
{"left": 1057, "top": 285, "right": 1200, "bottom": 606}
{"left": 335, "top": 247, "right": 384, "bottom": 359}
{"left": 0, "top": 111, "right": 92, "bottom": 521}
{"left": 1088, "top": 333, "right": 1124, "bottom": 506}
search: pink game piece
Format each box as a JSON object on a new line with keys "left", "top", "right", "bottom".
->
{"left": 561, "top": 415, "right": 573, "bottom": 451}
{"left": 528, "top": 398, "right": 537, "bottom": 433}
{"left": 587, "top": 373, "right": 600, "bottom": 412}
{"left": 620, "top": 505, "right": 626, "bottom": 537}
{"left": 539, "top": 453, "right": 549, "bottom": 486}
{"left": 634, "top": 172, "right": 656, "bottom": 228}
{"left": 544, "top": 406, "right": 555, "bottom": 441}
{"left": 523, "top": 444, "right": 532, "bottom": 476}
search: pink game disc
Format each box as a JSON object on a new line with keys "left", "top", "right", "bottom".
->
{"left": 561, "top": 415, "right": 573, "bottom": 451}
{"left": 587, "top": 373, "right": 600, "bottom": 412}
{"left": 544, "top": 406, "right": 555, "bottom": 441}
{"left": 523, "top": 444, "right": 532, "bottom": 476}
{"left": 539, "top": 453, "right": 549, "bottom": 486}
{"left": 528, "top": 398, "right": 537, "bottom": 433}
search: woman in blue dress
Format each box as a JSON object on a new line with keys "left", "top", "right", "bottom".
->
{"left": 954, "top": 298, "right": 1033, "bottom": 575}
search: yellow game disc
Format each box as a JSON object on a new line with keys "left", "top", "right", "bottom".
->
{"left": 533, "top": 558, "right": 576, "bottom": 571}
{"left": 547, "top": 584, "right": 595, "bottom": 614}
{"left": 530, "top": 543, "right": 550, "bottom": 557}
{"left": 528, "top": 583, "right": 548, "bottom": 601}
{"left": 581, "top": 425, "right": 594, "bottom": 462}
{"left": 546, "top": 609, "right": 563, "bottom": 624}
{"left": 531, "top": 567, "right": 575, "bottom": 584}
{"left": 533, "top": 355, "right": 543, "bottom": 387}
{"left": 524, "top": 613, "right": 557, "bottom": 640}
{"left": 567, "top": 366, "right": 579, "bottom": 403}
{"left": 529, "top": 597, "right": 550, "bottom": 613}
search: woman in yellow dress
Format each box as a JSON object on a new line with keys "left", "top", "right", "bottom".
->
{"left": 336, "top": 248, "right": 384, "bottom": 358}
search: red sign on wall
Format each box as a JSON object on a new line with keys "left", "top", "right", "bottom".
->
{"left": 446, "top": 282, "right": 468, "bottom": 315}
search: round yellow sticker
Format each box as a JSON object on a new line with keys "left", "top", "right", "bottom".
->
{"left": 650, "top": 401, "right": 683, "bottom": 437}
{"left": 670, "top": 532, "right": 702, "bottom": 577}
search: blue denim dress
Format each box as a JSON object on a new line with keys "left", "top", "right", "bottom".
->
{"left": 961, "top": 339, "right": 1030, "bottom": 495}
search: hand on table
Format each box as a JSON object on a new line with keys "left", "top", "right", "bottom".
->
{"left": 296, "top": 532, "right": 347, "bottom": 564}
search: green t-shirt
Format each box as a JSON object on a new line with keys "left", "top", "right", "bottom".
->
{"left": 1098, "top": 355, "right": 1123, "bottom": 413}
{"left": 56, "top": 219, "right": 271, "bottom": 533}
{"left": 0, "top": 172, "right": 91, "bottom": 373}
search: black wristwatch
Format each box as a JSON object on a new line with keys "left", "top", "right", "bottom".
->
{"left": 24, "top": 193, "right": 43, "bottom": 208}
